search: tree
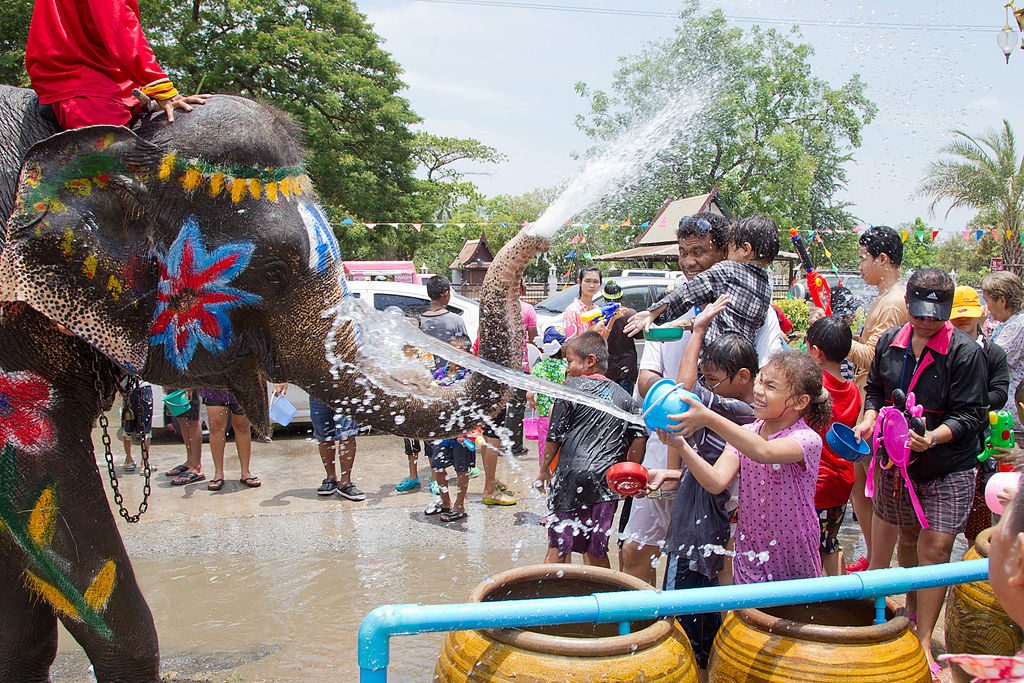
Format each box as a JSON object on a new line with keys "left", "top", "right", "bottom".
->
{"left": 919, "top": 119, "right": 1024, "bottom": 275}
{"left": 409, "top": 132, "right": 507, "bottom": 220}
{"left": 573, "top": 7, "right": 876, "bottom": 235}
{"left": 0, "top": 0, "right": 31, "bottom": 87}
{"left": 96, "top": 0, "right": 423, "bottom": 222}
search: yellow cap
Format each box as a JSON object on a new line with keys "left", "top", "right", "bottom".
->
{"left": 951, "top": 285, "right": 983, "bottom": 319}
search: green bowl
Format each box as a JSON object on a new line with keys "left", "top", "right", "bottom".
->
{"left": 644, "top": 327, "right": 685, "bottom": 341}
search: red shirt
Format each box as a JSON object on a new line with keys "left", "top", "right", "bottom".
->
{"left": 814, "top": 369, "right": 862, "bottom": 508}
{"left": 26, "top": 0, "right": 167, "bottom": 105}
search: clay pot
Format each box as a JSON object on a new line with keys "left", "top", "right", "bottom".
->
{"left": 434, "top": 564, "right": 698, "bottom": 682}
{"left": 945, "top": 527, "right": 1024, "bottom": 683}
{"left": 708, "top": 598, "right": 929, "bottom": 682}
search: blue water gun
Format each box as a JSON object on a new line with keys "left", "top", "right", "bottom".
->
{"left": 581, "top": 302, "right": 621, "bottom": 325}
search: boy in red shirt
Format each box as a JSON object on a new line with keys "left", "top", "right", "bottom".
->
{"left": 25, "top": 0, "right": 207, "bottom": 129}
{"left": 805, "top": 316, "right": 862, "bottom": 576}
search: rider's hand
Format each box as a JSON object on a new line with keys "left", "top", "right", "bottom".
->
{"left": 161, "top": 93, "right": 211, "bottom": 123}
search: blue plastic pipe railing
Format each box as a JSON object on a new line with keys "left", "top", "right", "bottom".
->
{"left": 357, "top": 559, "right": 989, "bottom": 682}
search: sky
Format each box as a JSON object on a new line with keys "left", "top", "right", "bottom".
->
{"left": 357, "top": 0, "right": 1023, "bottom": 234}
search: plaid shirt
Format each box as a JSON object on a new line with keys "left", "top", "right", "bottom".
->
{"left": 650, "top": 261, "right": 771, "bottom": 344}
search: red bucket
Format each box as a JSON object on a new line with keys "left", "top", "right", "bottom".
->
{"left": 606, "top": 462, "right": 649, "bottom": 497}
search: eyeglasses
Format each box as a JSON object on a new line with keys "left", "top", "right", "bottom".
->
{"left": 700, "top": 376, "right": 725, "bottom": 393}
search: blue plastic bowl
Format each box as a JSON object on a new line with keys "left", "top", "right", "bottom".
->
{"left": 826, "top": 423, "right": 870, "bottom": 462}
{"left": 642, "top": 379, "right": 700, "bottom": 432}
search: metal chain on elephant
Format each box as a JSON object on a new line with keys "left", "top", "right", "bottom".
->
{"left": 91, "top": 353, "right": 152, "bottom": 523}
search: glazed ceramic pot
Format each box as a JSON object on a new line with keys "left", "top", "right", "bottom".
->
{"left": 945, "top": 528, "right": 1024, "bottom": 683}
{"left": 434, "top": 564, "right": 698, "bottom": 682}
{"left": 708, "top": 598, "right": 929, "bottom": 682}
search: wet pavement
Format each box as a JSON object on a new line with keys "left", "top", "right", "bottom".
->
{"left": 49, "top": 413, "right": 967, "bottom": 682}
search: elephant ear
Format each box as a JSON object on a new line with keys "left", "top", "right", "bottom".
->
{"left": 0, "top": 126, "right": 164, "bottom": 372}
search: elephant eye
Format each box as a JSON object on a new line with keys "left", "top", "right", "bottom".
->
{"left": 264, "top": 261, "right": 292, "bottom": 288}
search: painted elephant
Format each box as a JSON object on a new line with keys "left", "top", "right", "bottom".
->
{"left": 0, "top": 84, "right": 547, "bottom": 681}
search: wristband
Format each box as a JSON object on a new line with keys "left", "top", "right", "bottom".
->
{"left": 141, "top": 78, "right": 180, "bottom": 102}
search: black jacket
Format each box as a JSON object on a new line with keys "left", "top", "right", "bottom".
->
{"left": 865, "top": 322, "right": 986, "bottom": 482}
{"left": 982, "top": 338, "right": 1010, "bottom": 411}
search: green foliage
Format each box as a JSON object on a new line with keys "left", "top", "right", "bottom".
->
{"left": 574, "top": 8, "right": 876, "bottom": 235}
{"left": 919, "top": 120, "right": 1024, "bottom": 274}
{"left": 0, "top": 0, "right": 31, "bottom": 87}
{"left": 410, "top": 132, "right": 506, "bottom": 220}
{"left": 774, "top": 298, "right": 809, "bottom": 333}
{"left": 137, "top": 0, "right": 421, "bottom": 221}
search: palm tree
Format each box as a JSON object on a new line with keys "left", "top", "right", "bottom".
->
{"left": 919, "top": 119, "right": 1024, "bottom": 275}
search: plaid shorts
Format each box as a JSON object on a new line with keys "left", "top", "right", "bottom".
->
{"left": 872, "top": 466, "right": 975, "bottom": 534}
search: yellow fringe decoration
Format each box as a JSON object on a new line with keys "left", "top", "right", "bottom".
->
{"left": 298, "top": 175, "right": 312, "bottom": 194}
{"left": 27, "top": 486, "right": 58, "bottom": 548}
{"left": 84, "top": 560, "right": 117, "bottom": 612}
{"left": 158, "top": 154, "right": 176, "bottom": 182}
{"left": 25, "top": 571, "right": 79, "bottom": 620}
{"left": 279, "top": 177, "right": 291, "bottom": 199}
{"left": 231, "top": 178, "right": 246, "bottom": 204}
{"left": 181, "top": 167, "right": 204, "bottom": 192}
{"left": 209, "top": 172, "right": 225, "bottom": 197}
{"left": 83, "top": 254, "right": 98, "bottom": 279}
{"left": 265, "top": 182, "right": 278, "bottom": 202}
{"left": 107, "top": 276, "right": 123, "bottom": 302}
{"left": 248, "top": 178, "right": 262, "bottom": 200}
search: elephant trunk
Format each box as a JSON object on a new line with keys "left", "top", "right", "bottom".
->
{"left": 301, "top": 230, "right": 549, "bottom": 439}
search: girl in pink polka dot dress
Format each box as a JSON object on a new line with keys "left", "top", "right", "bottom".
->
{"left": 659, "top": 350, "right": 830, "bottom": 584}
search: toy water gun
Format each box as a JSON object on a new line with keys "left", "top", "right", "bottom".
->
{"left": 978, "top": 410, "right": 1016, "bottom": 469}
{"left": 790, "top": 228, "right": 832, "bottom": 316}
{"left": 581, "top": 302, "right": 621, "bottom": 325}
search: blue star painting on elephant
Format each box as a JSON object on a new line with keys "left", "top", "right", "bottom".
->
{"left": 150, "top": 218, "right": 261, "bottom": 372}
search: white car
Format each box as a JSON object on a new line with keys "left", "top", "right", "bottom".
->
{"left": 533, "top": 276, "right": 678, "bottom": 334}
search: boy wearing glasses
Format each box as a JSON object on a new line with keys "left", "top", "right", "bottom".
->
{"left": 644, "top": 297, "right": 757, "bottom": 670}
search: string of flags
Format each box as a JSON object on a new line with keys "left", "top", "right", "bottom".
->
{"left": 332, "top": 218, "right": 645, "bottom": 232}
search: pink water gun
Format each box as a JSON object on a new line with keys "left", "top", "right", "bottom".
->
{"left": 866, "top": 389, "right": 929, "bottom": 528}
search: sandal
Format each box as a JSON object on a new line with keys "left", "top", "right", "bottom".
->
{"left": 929, "top": 661, "right": 942, "bottom": 682}
{"left": 207, "top": 479, "right": 225, "bottom": 491}
{"left": 171, "top": 471, "right": 205, "bottom": 486}
{"left": 440, "top": 510, "right": 468, "bottom": 523}
{"left": 239, "top": 476, "right": 261, "bottom": 488}
{"left": 425, "top": 502, "right": 451, "bottom": 516}
{"left": 123, "top": 462, "right": 137, "bottom": 473}
{"left": 165, "top": 463, "right": 189, "bottom": 477}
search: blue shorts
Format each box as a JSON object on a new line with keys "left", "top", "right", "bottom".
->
{"left": 310, "top": 397, "right": 359, "bottom": 443}
{"left": 430, "top": 440, "right": 471, "bottom": 473}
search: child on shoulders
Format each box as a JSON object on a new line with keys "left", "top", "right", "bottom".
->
{"left": 624, "top": 215, "right": 780, "bottom": 346}
{"left": 661, "top": 350, "right": 829, "bottom": 584}
{"left": 804, "top": 317, "right": 863, "bottom": 576}
{"left": 538, "top": 332, "right": 647, "bottom": 567}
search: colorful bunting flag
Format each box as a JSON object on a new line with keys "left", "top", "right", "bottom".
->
{"left": 341, "top": 217, "right": 354, "bottom": 225}
{"left": 915, "top": 229, "right": 925, "bottom": 242}
{"left": 412, "top": 223, "right": 422, "bottom": 232}
{"left": 932, "top": 230, "right": 939, "bottom": 242}
{"left": 900, "top": 230, "right": 909, "bottom": 242}
{"left": 1008, "top": 229, "right": 1014, "bottom": 240}
{"left": 365, "top": 223, "right": 377, "bottom": 230}
{"left": 976, "top": 230, "right": 984, "bottom": 242}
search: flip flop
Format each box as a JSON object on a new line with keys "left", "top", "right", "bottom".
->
{"left": 207, "top": 479, "right": 224, "bottom": 491}
{"left": 425, "top": 502, "right": 451, "bottom": 516}
{"left": 240, "top": 476, "right": 261, "bottom": 488}
{"left": 171, "top": 471, "right": 205, "bottom": 486}
{"left": 929, "top": 661, "right": 943, "bottom": 682}
{"left": 440, "top": 510, "right": 468, "bottom": 523}
{"left": 165, "top": 464, "right": 189, "bottom": 477}
{"left": 123, "top": 462, "right": 137, "bottom": 473}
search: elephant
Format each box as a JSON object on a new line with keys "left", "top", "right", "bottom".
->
{"left": 0, "top": 84, "right": 548, "bottom": 681}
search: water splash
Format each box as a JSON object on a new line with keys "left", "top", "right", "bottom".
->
{"left": 528, "top": 75, "right": 720, "bottom": 239}
{"left": 323, "top": 297, "right": 644, "bottom": 427}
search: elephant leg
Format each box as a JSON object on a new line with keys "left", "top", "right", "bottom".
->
{"left": 15, "top": 452, "right": 160, "bottom": 682}
{"left": 0, "top": 550, "right": 59, "bottom": 682}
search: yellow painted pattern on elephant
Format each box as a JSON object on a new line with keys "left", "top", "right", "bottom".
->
{"left": 25, "top": 571, "right": 80, "bottom": 620}
{"left": 84, "top": 560, "right": 117, "bottom": 612}
{"left": 27, "top": 486, "right": 57, "bottom": 547}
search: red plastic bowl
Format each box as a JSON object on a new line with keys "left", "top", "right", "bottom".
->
{"left": 606, "top": 462, "right": 649, "bottom": 497}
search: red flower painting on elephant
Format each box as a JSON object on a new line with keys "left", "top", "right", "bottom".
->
{"left": 151, "top": 218, "right": 261, "bottom": 371}
{"left": 0, "top": 371, "right": 54, "bottom": 453}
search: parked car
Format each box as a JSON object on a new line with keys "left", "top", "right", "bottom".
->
{"left": 788, "top": 272, "right": 873, "bottom": 312}
{"left": 612, "top": 269, "right": 677, "bottom": 279}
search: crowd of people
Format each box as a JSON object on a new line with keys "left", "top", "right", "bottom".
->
{"left": 524, "top": 212, "right": 1024, "bottom": 680}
